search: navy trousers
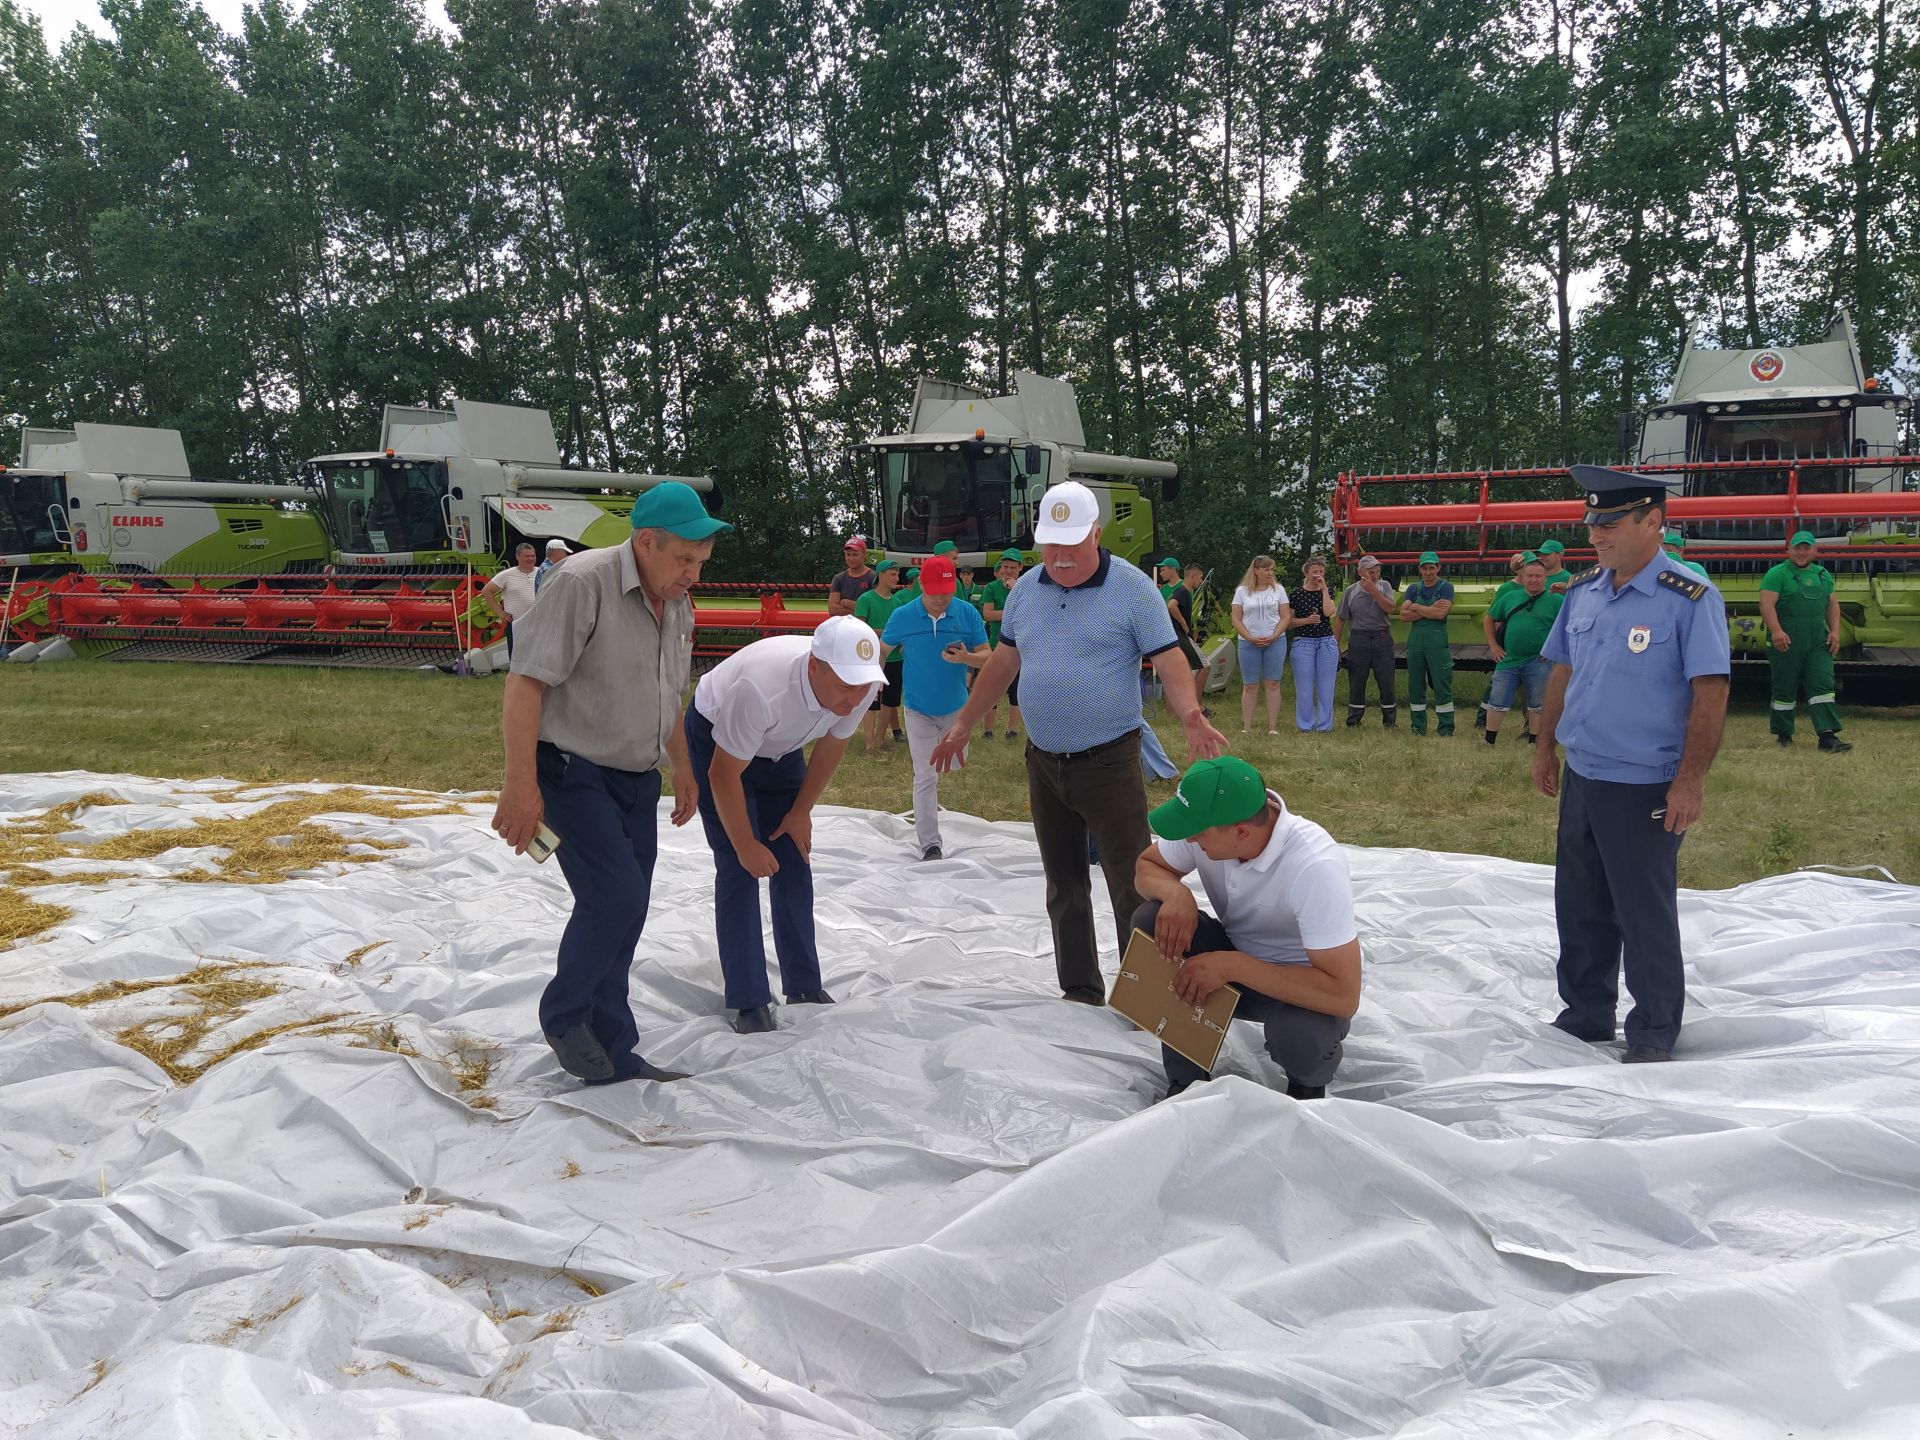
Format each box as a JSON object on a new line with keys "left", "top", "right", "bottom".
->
{"left": 683, "top": 704, "right": 824, "bottom": 1010}
{"left": 534, "top": 743, "right": 660, "bottom": 1075}
{"left": 1553, "top": 764, "right": 1688, "bottom": 1050}
{"left": 1131, "top": 901, "right": 1350, "bottom": 1092}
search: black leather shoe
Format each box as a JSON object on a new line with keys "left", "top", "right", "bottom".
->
{"left": 1623, "top": 1046, "right": 1673, "bottom": 1063}
{"left": 1285, "top": 1079, "right": 1327, "bottom": 1100}
{"left": 1551, "top": 1015, "right": 1615, "bottom": 1043}
{"left": 544, "top": 1022, "right": 616, "bottom": 1082}
{"left": 784, "top": 990, "right": 835, "bottom": 1005}
{"left": 584, "top": 1059, "right": 690, "bottom": 1086}
{"left": 1818, "top": 732, "right": 1852, "bottom": 753}
{"left": 1345, "top": 714, "right": 1363, "bottom": 728}
{"left": 1062, "top": 988, "right": 1106, "bottom": 1007}
{"left": 921, "top": 844, "right": 943, "bottom": 861}
{"left": 731, "top": 1004, "right": 778, "bottom": 1034}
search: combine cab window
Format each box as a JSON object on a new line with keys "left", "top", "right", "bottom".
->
{"left": 0, "top": 475, "right": 64, "bottom": 554}
{"left": 1692, "top": 413, "right": 1851, "bottom": 495}
{"left": 878, "top": 445, "right": 1048, "bottom": 553}
{"left": 312, "top": 461, "right": 447, "bottom": 555}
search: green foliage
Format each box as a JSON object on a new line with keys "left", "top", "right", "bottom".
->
{"left": 0, "top": 0, "right": 1914, "bottom": 579}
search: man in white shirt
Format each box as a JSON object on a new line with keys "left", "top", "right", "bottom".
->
{"left": 480, "top": 543, "right": 542, "bottom": 657}
{"left": 1131, "top": 756, "right": 1362, "bottom": 1099}
{"left": 682, "top": 616, "right": 886, "bottom": 1033}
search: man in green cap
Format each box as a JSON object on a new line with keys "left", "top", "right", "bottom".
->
{"left": 494, "top": 480, "right": 730, "bottom": 1087}
{"left": 1155, "top": 556, "right": 1182, "bottom": 599}
{"left": 977, "top": 548, "right": 1024, "bottom": 739}
{"left": 1400, "top": 551, "right": 1455, "bottom": 735}
{"left": 1132, "top": 756, "right": 1362, "bottom": 1100}
{"left": 1663, "top": 529, "right": 1707, "bottom": 576}
{"left": 854, "top": 560, "right": 906, "bottom": 748}
{"left": 1759, "top": 531, "right": 1849, "bottom": 752}
{"left": 1537, "top": 538, "right": 1572, "bottom": 594}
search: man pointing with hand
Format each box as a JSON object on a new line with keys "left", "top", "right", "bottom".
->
{"left": 928, "top": 481, "right": 1228, "bottom": 1004}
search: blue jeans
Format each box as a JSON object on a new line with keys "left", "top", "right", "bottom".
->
{"left": 683, "top": 704, "right": 824, "bottom": 1010}
{"left": 534, "top": 744, "right": 661, "bottom": 1075}
{"left": 1487, "top": 656, "right": 1551, "bottom": 712}
{"left": 1138, "top": 716, "right": 1179, "bottom": 779}
{"left": 1238, "top": 635, "right": 1287, "bottom": 683}
{"left": 1291, "top": 634, "right": 1338, "bottom": 731}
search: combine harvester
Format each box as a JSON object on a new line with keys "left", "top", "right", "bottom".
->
{"left": 1, "top": 402, "right": 812, "bottom": 667}
{"left": 1332, "top": 314, "right": 1920, "bottom": 670}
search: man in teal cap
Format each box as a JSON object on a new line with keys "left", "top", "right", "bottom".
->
{"left": 1537, "top": 538, "right": 1572, "bottom": 594}
{"left": 1759, "top": 530, "right": 1849, "bottom": 751}
{"left": 977, "top": 548, "right": 1024, "bottom": 740}
{"left": 1662, "top": 529, "right": 1706, "bottom": 576}
{"left": 1400, "top": 551, "right": 1455, "bottom": 734}
{"left": 1131, "top": 756, "right": 1362, "bottom": 1100}
{"left": 1155, "top": 556, "right": 1182, "bottom": 600}
{"left": 495, "top": 480, "right": 731, "bottom": 1086}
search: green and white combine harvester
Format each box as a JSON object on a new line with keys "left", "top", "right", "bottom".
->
{"left": 1332, "top": 313, "right": 1920, "bottom": 671}
{"left": 2, "top": 402, "right": 714, "bottom": 666}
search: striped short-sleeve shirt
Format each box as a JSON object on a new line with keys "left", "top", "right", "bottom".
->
{"left": 999, "top": 551, "right": 1178, "bottom": 752}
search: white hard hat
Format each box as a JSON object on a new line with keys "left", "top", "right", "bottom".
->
{"left": 810, "top": 614, "right": 887, "bottom": 686}
{"left": 1033, "top": 481, "right": 1099, "bottom": 544}
{"left": 546, "top": 538, "right": 573, "bottom": 553}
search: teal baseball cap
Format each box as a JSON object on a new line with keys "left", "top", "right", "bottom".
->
{"left": 997, "top": 547, "right": 1024, "bottom": 563}
{"left": 872, "top": 558, "right": 897, "bottom": 572}
{"left": 932, "top": 540, "right": 958, "bottom": 555}
{"left": 1789, "top": 530, "right": 1816, "bottom": 548}
{"left": 1157, "top": 555, "right": 1180, "bottom": 569}
{"left": 1539, "top": 539, "right": 1566, "bottom": 555}
{"left": 1149, "top": 757, "right": 1270, "bottom": 841}
{"left": 629, "top": 482, "right": 732, "bottom": 539}
{"left": 1417, "top": 550, "right": 1440, "bottom": 566}
{"left": 1663, "top": 530, "right": 1687, "bottom": 549}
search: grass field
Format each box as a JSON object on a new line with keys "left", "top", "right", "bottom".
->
{"left": 3, "top": 661, "right": 1915, "bottom": 890}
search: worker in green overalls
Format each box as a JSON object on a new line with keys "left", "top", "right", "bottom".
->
{"left": 1758, "top": 530, "right": 1849, "bottom": 753}
{"left": 1399, "top": 550, "right": 1455, "bottom": 735}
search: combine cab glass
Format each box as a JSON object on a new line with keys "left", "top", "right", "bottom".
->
{"left": 856, "top": 371, "right": 1174, "bottom": 570}
{"left": 308, "top": 458, "right": 454, "bottom": 564}
{"left": 0, "top": 472, "right": 65, "bottom": 562}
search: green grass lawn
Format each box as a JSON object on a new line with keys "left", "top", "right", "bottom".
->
{"left": 4, "top": 661, "right": 1914, "bottom": 890}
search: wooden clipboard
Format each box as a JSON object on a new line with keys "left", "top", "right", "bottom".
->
{"left": 1109, "top": 928, "right": 1239, "bottom": 1071}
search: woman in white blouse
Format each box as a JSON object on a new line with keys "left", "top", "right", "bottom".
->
{"left": 1231, "top": 555, "right": 1291, "bottom": 734}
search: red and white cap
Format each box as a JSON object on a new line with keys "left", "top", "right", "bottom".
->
{"left": 844, "top": 535, "right": 869, "bottom": 553}
{"left": 1033, "top": 481, "right": 1099, "bottom": 544}
{"left": 810, "top": 614, "right": 887, "bottom": 686}
{"left": 919, "top": 554, "right": 958, "bottom": 596}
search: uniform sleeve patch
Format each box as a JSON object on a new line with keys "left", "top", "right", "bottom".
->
{"left": 1657, "top": 570, "right": 1707, "bottom": 601}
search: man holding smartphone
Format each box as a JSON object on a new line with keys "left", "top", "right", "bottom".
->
{"left": 880, "top": 554, "right": 990, "bottom": 861}
{"left": 492, "top": 482, "right": 728, "bottom": 1087}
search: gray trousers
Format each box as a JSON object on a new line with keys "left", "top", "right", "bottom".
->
{"left": 1345, "top": 628, "right": 1396, "bottom": 721}
{"left": 904, "top": 707, "right": 962, "bottom": 853}
{"left": 1131, "top": 901, "right": 1350, "bottom": 1091}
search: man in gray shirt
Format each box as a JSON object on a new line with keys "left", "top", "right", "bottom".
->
{"left": 1337, "top": 555, "right": 1397, "bottom": 727}
{"left": 493, "top": 482, "right": 730, "bottom": 1086}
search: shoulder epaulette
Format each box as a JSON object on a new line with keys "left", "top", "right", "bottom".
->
{"left": 1569, "top": 566, "right": 1605, "bottom": 588}
{"left": 1657, "top": 569, "right": 1707, "bottom": 601}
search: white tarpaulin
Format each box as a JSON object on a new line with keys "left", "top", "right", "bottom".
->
{"left": 1, "top": 772, "right": 1917, "bottom": 1438}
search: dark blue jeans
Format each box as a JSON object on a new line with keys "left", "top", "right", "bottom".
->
{"left": 683, "top": 703, "right": 823, "bottom": 1009}
{"left": 534, "top": 743, "right": 660, "bottom": 1075}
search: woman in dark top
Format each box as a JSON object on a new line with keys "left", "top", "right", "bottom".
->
{"left": 1287, "top": 555, "right": 1339, "bottom": 732}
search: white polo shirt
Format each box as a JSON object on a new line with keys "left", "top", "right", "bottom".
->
{"left": 491, "top": 565, "right": 540, "bottom": 621}
{"left": 1153, "top": 793, "right": 1356, "bottom": 967}
{"left": 692, "top": 635, "right": 877, "bottom": 761}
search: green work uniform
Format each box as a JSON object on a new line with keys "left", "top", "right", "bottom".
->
{"left": 853, "top": 586, "right": 900, "bottom": 634}
{"left": 979, "top": 578, "right": 1011, "bottom": 644}
{"left": 1487, "top": 587, "right": 1564, "bottom": 668}
{"left": 1404, "top": 579, "right": 1455, "bottom": 734}
{"left": 1760, "top": 560, "right": 1841, "bottom": 739}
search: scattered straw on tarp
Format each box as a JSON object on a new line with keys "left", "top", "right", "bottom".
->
{"left": 0, "top": 887, "right": 74, "bottom": 947}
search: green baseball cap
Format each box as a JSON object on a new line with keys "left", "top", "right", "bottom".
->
{"left": 1149, "top": 757, "right": 1270, "bottom": 841}
{"left": 1539, "top": 539, "right": 1566, "bottom": 555}
{"left": 1157, "top": 555, "right": 1180, "bottom": 569}
{"left": 1663, "top": 530, "right": 1687, "bottom": 549}
{"left": 872, "top": 558, "right": 897, "bottom": 572}
{"left": 1418, "top": 551, "right": 1440, "bottom": 566}
{"left": 629, "top": 482, "right": 732, "bottom": 539}
{"left": 1789, "top": 530, "right": 1816, "bottom": 548}
{"left": 998, "top": 547, "right": 1024, "bottom": 563}
{"left": 1519, "top": 550, "right": 1539, "bottom": 564}
{"left": 932, "top": 540, "right": 958, "bottom": 555}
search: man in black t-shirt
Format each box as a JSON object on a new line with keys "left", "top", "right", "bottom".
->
{"left": 828, "top": 536, "right": 879, "bottom": 616}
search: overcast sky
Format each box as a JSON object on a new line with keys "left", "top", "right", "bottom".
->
{"left": 20, "top": 0, "right": 448, "bottom": 42}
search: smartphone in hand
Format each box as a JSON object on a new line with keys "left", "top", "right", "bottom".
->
{"left": 527, "top": 823, "right": 562, "bottom": 863}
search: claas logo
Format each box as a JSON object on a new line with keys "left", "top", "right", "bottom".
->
{"left": 112, "top": 515, "right": 166, "bottom": 527}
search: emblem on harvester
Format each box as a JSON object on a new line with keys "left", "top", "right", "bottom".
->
{"left": 1749, "top": 350, "right": 1784, "bottom": 383}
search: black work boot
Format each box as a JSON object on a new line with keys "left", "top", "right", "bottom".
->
{"left": 1284, "top": 1078, "right": 1327, "bottom": 1100}
{"left": 731, "top": 1004, "right": 779, "bottom": 1034}
{"left": 545, "top": 1022, "right": 616, "bottom": 1082}
{"left": 1817, "top": 731, "right": 1852, "bottom": 753}
{"left": 1776, "top": 733, "right": 1793, "bottom": 747}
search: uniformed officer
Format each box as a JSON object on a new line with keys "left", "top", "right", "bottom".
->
{"left": 1399, "top": 551, "right": 1455, "bottom": 735}
{"left": 1758, "top": 530, "right": 1850, "bottom": 752}
{"left": 1532, "top": 465, "right": 1731, "bottom": 1063}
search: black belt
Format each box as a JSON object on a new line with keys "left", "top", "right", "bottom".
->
{"left": 1033, "top": 731, "right": 1136, "bottom": 762}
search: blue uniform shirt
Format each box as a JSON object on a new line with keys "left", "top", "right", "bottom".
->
{"left": 1541, "top": 553, "right": 1730, "bottom": 784}
{"left": 998, "top": 550, "right": 1179, "bottom": 752}
{"left": 881, "top": 596, "right": 988, "bottom": 717}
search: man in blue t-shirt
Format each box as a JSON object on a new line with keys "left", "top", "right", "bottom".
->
{"left": 881, "top": 553, "right": 990, "bottom": 860}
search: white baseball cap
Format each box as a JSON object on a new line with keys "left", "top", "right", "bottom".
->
{"left": 810, "top": 614, "right": 886, "bottom": 686}
{"left": 1033, "top": 481, "right": 1100, "bottom": 544}
{"left": 546, "top": 538, "right": 573, "bottom": 553}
